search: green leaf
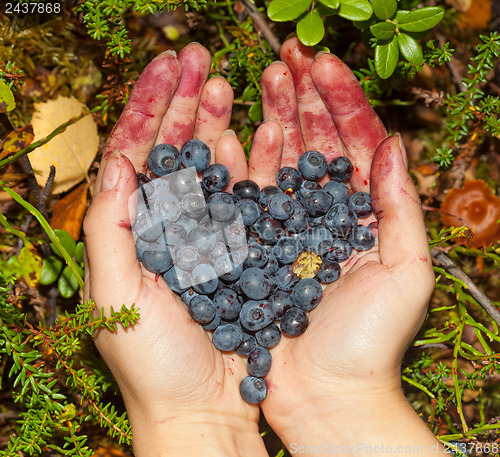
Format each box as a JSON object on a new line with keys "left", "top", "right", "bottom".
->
{"left": 0, "top": 80, "right": 15, "bottom": 113}
{"left": 370, "top": 22, "right": 396, "bottom": 40}
{"left": 397, "top": 7, "right": 444, "bottom": 33}
{"left": 268, "top": 0, "right": 312, "bottom": 22}
{"left": 395, "top": 10, "right": 410, "bottom": 21}
{"left": 318, "top": 0, "right": 340, "bottom": 9}
{"left": 371, "top": 0, "right": 397, "bottom": 20}
{"left": 58, "top": 265, "right": 81, "bottom": 298}
{"left": 40, "top": 256, "right": 63, "bottom": 285}
{"left": 297, "top": 10, "right": 325, "bottom": 46}
{"left": 248, "top": 100, "right": 263, "bottom": 122}
{"left": 50, "top": 229, "right": 76, "bottom": 258}
{"left": 240, "top": 85, "right": 258, "bottom": 103}
{"left": 75, "top": 241, "right": 84, "bottom": 264}
{"left": 338, "top": 0, "right": 373, "bottom": 21}
{"left": 374, "top": 36, "right": 399, "bottom": 79}
{"left": 398, "top": 32, "right": 424, "bottom": 64}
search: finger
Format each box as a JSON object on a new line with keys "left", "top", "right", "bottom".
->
{"left": 261, "top": 62, "right": 305, "bottom": 168}
{"left": 214, "top": 130, "right": 249, "bottom": 191}
{"left": 83, "top": 150, "right": 143, "bottom": 313}
{"left": 280, "top": 38, "right": 342, "bottom": 161}
{"left": 193, "top": 76, "right": 233, "bottom": 158}
{"left": 155, "top": 43, "right": 212, "bottom": 148}
{"left": 103, "top": 51, "right": 181, "bottom": 177}
{"left": 370, "top": 135, "right": 433, "bottom": 286}
{"left": 248, "top": 120, "right": 284, "bottom": 188}
{"left": 311, "top": 53, "right": 387, "bottom": 192}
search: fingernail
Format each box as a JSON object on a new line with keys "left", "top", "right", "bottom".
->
{"left": 395, "top": 132, "right": 408, "bottom": 170}
{"left": 160, "top": 49, "right": 177, "bottom": 57}
{"left": 100, "top": 150, "right": 122, "bottom": 192}
{"left": 285, "top": 32, "right": 297, "bottom": 40}
{"left": 222, "top": 129, "right": 237, "bottom": 137}
{"left": 314, "top": 50, "right": 330, "bottom": 59}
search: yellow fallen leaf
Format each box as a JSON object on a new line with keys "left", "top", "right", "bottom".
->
{"left": 292, "top": 251, "right": 322, "bottom": 279}
{"left": 29, "top": 95, "right": 99, "bottom": 194}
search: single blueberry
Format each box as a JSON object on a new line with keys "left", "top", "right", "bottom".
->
{"left": 276, "top": 166, "right": 302, "bottom": 192}
{"left": 327, "top": 156, "right": 354, "bottom": 182}
{"left": 348, "top": 225, "right": 375, "bottom": 251}
{"left": 212, "top": 323, "right": 243, "bottom": 352}
{"left": 233, "top": 180, "right": 261, "bottom": 201}
{"left": 180, "top": 139, "right": 211, "bottom": 172}
{"left": 239, "top": 268, "right": 273, "bottom": 300}
{"left": 247, "top": 346, "right": 272, "bottom": 377}
{"left": 240, "top": 376, "right": 267, "bottom": 404}
{"left": 316, "top": 259, "right": 341, "bottom": 284}
{"left": 147, "top": 143, "right": 181, "bottom": 176}
{"left": 280, "top": 307, "right": 309, "bottom": 337}
{"left": 188, "top": 295, "right": 216, "bottom": 324}
{"left": 292, "top": 278, "right": 323, "bottom": 311}
{"left": 202, "top": 163, "right": 230, "bottom": 193}
{"left": 298, "top": 150, "right": 328, "bottom": 180}
{"left": 348, "top": 191, "right": 372, "bottom": 218}
{"left": 239, "top": 299, "right": 274, "bottom": 332}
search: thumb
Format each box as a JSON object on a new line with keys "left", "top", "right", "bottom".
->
{"left": 84, "top": 151, "right": 143, "bottom": 313}
{"left": 370, "top": 135, "right": 434, "bottom": 292}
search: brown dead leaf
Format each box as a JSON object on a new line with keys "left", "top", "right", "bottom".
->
{"left": 50, "top": 181, "right": 89, "bottom": 240}
{"left": 292, "top": 251, "right": 322, "bottom": 279}
{"left": 458, "top": 0, "right": 492, "bottom": 29}
{"left": 29, "top": 96, "right": 99, "bottom": 194}
{"left": 0, "top": 124, "right": 34, "bottom": 160}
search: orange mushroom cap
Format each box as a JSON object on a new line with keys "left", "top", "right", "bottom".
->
{"left": 441, "top": 179, "right": 500, "bottom": 248}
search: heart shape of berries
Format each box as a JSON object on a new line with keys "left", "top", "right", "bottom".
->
{"left": 132, "top": 139, "right": 375, "bottom": 404}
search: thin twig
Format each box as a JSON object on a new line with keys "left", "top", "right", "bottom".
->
{"left": 431, "top": 248, "right": 500, "bottom": 326}
{"left": 241, "top": 0, "right": 281, "bottom": 56}
{"left": 41, "top": 165, "right": 56, "bottom": 204}
{"left": 19, "top": 155, "right": 47, "bottom": 218}
{"left": 16, "top": 214, "right": 33, "bottom": 255}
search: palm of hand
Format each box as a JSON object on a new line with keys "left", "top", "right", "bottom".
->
{"left": 84, "top": 43, "right": 258, "bottom": 423}
{"left": 253, "top": 38, "right": 434, "bottom": 423}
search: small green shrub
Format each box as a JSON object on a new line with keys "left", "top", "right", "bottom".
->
{"left": 267, "top": 0, "right": 444, "bottom": 78}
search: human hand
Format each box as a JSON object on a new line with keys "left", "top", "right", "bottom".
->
{"left": 83, "top": 43, "right": 268, "bottom": 457}
{"left": 250, "top": 38, "right": 443, "bottom": 454}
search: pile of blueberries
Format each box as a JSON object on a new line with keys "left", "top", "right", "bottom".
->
{"left": 132, "top": 139, "right": 375, "bottom": 404}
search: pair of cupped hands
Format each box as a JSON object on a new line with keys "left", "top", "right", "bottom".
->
{"left": 83, "top": 38, "right": 442, "bottom": 457}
